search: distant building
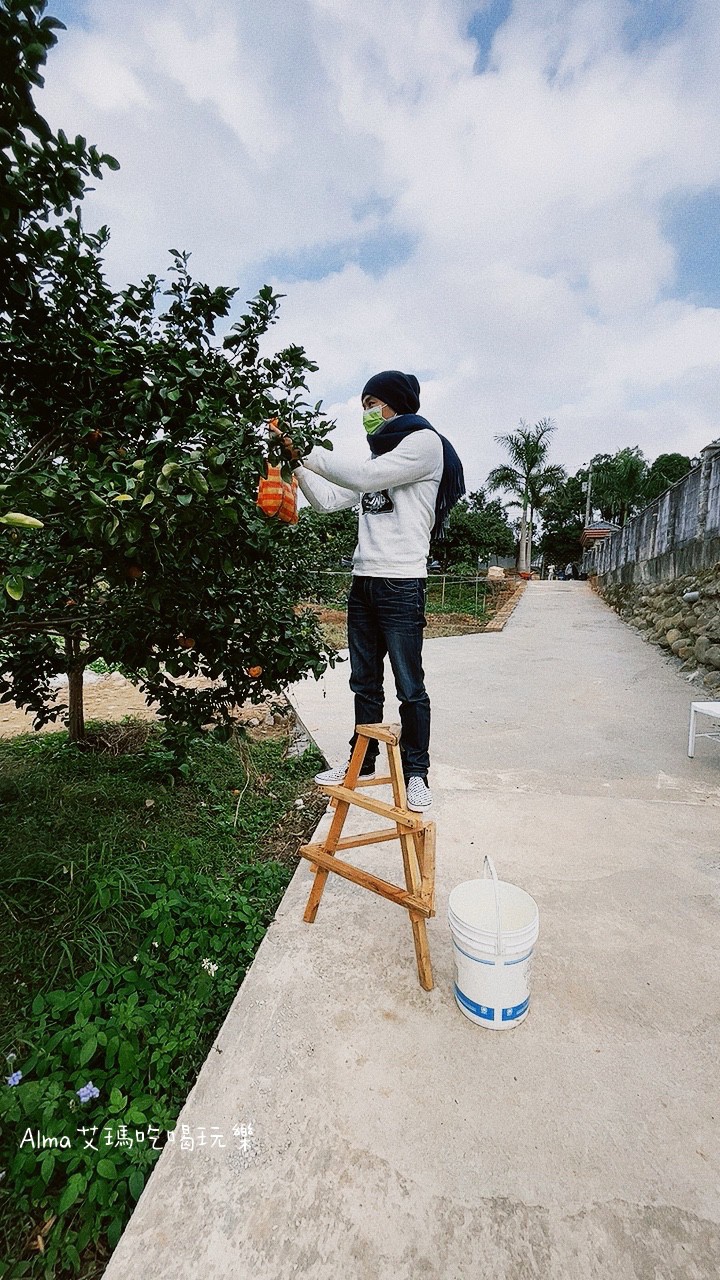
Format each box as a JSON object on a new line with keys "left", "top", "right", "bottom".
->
{"left": 581, "top": 520, "right": 620, "bottom": 549}
{"left": 580, "top": 520, "right": 620, "bottom": 571}
{"left": 478, "top": 554, "right": 516, "bottom": 570}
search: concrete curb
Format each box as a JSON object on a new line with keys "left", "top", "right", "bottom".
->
{"left": 483, "top": 581, "right": 527, "bottom": 631}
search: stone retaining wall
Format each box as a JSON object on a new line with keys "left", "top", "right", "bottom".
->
{"left": 587, "top": 441, "right": 720, "bottom": 585}
{"left": 593, "top": 563, "right": 720, "bottom": 691}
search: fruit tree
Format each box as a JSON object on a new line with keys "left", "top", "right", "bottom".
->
{"left": 0, "top": 0, "right": 335, "bottom": 741}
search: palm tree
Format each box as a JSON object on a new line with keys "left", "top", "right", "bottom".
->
{"left": 591, "top": 447, "right": 647, "bottom": 526}
{"left": 486, "top": 419, "right": 560, "bottom": 571}
{"left": 526, "top": 463, "right": 567, "bottom": 566}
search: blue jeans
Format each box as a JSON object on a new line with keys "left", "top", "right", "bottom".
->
{"left": 347, "top": 576, "right": 431, "bottom": 782}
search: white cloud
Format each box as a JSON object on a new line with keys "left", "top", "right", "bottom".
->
{"left": 140, "top": 8, "right": 284, "bottom": 162}
{"left": 50, "top": 33, "right": 150, "bottom": 114}
{"left": 38, "top": 0, "right": 720, "bottom": 489}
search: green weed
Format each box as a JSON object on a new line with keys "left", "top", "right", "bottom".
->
{"left": 0, "top": 723, "right": 323, "bottom": 1277}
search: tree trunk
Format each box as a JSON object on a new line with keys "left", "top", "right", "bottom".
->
{"left": 518, "top": 501, "right": 529, "bottom": 572}
{"left": 65, "top": 634, "right": 86, "bottom": 743}
{"left": 584, "top": 466, "right": 593, "bottom": 526}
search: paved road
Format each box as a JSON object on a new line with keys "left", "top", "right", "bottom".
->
{"left": 105, "top": 582, "right": 720, "bottom": 1279}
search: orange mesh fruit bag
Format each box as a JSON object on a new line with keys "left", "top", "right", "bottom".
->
{"left": 256, "top": 464, "right": 298, "bottom": 524}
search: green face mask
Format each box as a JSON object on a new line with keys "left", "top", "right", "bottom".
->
{"left": 363, "top": 406, "right": 385, "bottom": 435}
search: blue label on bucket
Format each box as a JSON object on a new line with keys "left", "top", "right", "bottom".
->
{"left": 501, "top": 997, "right": 530, "bottom": 1022}
{"left": 454, "top": 984, "right": 494, "bottom": 1020}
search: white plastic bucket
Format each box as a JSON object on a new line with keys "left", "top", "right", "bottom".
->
{"left": 448, "top": 855, "right": 539, "bottom": 1029}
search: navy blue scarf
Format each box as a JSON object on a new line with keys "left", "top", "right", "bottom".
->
{"left": 367, "top": 413, "right": 465, "bottom": 539}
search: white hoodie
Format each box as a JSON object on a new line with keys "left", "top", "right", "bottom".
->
{"left": 296, "top": 430, "right": 443, "bottom": 578}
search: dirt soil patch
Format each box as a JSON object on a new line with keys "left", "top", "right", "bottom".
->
{"left": 0, "top": 672, "right": 293, "bottom": 742}
{"left": 311, "top": 606, "right": 489, "bottom": 650}
{"left": 1, "top": 593, "right": 511, "bottom": 740}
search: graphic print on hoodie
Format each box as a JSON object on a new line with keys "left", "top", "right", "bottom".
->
{"left": 361, "top": 489, "right": 394, "bottom": 514}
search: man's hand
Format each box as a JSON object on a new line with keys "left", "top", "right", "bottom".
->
{"left": 268, "top": 418, "right": 302, "bottom": 463}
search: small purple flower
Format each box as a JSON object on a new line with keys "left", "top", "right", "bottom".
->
{"left": 6, "top": 1071, "right": 22, "bottom": 1087}
{"left": 77, "top": 1081, "right": 100, "bottom": 1103}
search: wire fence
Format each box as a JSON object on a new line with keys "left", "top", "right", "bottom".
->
{"left": 304, "top": 571, "right": 510, "bottom": 618}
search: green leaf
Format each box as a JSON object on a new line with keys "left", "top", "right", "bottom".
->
{"left": 118, "top": 1041, "right": 136, "bottom": 1073}
{"left": 79, "top": 1035, "right": 97, "bottom": 1066}
{"left": 57, "top": 1172, "right": 86, "bottom": 1215}
{"left": 88, "top": 491, "right": 106, "bottom": 508}
{"left": 140, "top": 492, "right": 155, "bottom": 509}
{"left": 112, "top": 494, "right": 133, "bottom": 503}
{"left": 107, "top": 1215, "right": 123, "bottom": 1248}
{"left": 0, "top": 511, "right": 44, "bottom": 528}
{"left": 129, "top": 1169, "right": 145, "bottom": 1201}
{"left": 64, "top": 1243, "right": 82, "bottom": 1271}
{"left": 41, "top": 1152, "right": 56, "bottom": 1185}
{"left": 97, "top": 1158, "right": 117, "bottom": 1180}
{"left": 188, "top": 470, "right": 209, "bottom": 496}
{"left": 109, "top": 1086, "right": 125, "bottom": 1114}
{"left": 5, "top": 575, "right": 24, "bottom": 600}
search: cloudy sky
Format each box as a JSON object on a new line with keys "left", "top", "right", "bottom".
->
{"left": 40, "top": 0, "right": 720, "bottom": 490}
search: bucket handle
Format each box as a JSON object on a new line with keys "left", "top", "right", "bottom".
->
{"left": 482, "top": 855, "right": 504, "bottom": 955}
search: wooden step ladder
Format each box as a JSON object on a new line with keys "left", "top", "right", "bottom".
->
{"left": 299, "top": 723, "right": 436, "bottom": 990}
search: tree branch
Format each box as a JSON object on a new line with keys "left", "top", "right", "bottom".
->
{"left": 5, "top": 429, "right": 62, "bottom": 477}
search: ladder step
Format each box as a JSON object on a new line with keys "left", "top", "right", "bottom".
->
{"left": 320, "top": 784, "right": 426, "bottom": 829}
{"left": 300, "top": 844, "right": 433, "bottom": 917}
{"left": 356, "top": 722, "right": 401, "bottom": 745}
{"left": 336, "top": 827, "right": 400, "bottom": 850}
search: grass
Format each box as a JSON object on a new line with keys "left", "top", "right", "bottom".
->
{"left": 0, "top": 719, "right": 327, "bottom": 1277}
{"left": 307, "top": 571, "right": 498, "bottom": 619}
{"left": 0, "top": 720, "right": 323, "bottom": 1036}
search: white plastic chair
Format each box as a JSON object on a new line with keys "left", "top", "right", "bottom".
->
{"left": 688, "top": 702, "right": 720, "bottom": 757}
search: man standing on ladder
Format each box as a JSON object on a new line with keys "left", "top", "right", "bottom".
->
{"left": 271, "top": 370, "right": 465, "bottom": 813}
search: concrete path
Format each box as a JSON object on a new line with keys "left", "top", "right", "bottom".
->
{"left": 105, "top": 583, "right": 720, "bottom": 1279}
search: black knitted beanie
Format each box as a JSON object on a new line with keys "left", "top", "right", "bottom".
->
{"left": 361, "top": 370, "right": 420, "bottom": 415}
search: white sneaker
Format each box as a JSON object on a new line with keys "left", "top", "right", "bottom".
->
{"left": 406, "top": 776, "right": 432, "bottom": 812}
{"left": 314, "top": 761, "right": 376, "bottom": 786}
